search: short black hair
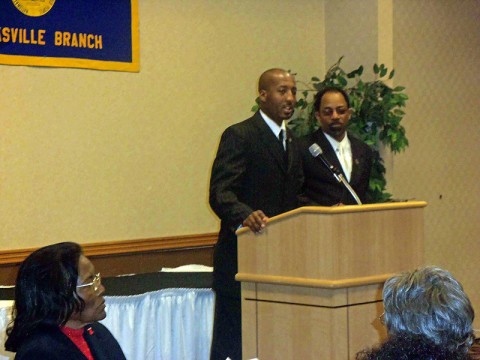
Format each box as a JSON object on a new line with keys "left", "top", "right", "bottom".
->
{"left": 258, "top": 68, "right": 290, "bottom": 92}
{"left": 313, "top": 86, "right": 350, "bottom": 111}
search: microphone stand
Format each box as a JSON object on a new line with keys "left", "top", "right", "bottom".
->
{"left": 337, "top": 173, "right": 362, "bottom": 205}
{"left": 309, "top": 143, "right": 363, "bottom": 205}
{"left": 320, "top": 159, "right": 362, "bottom": 205}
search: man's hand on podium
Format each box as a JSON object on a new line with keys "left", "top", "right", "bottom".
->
{"left": 242, "top": 210, "right": 269, "bottom": 233}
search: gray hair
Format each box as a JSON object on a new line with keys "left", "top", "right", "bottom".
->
{"left": 383, "top": 266, "right": 475, "bottom": 353}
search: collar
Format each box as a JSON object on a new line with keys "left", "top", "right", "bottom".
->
{"left": 60, "top": 325, "right": 85, "bottom": 338}
{"left": 323, "top": 131, "right": 350, "bottom": 151}
{"left": 259, "top": 110, "right": 286, "bottom": 137}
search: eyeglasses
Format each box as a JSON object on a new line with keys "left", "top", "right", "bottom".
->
{"left": 320, "top": 107, "right": 349, "bottom": 117}
{"left": 76, "top": 273, "right": 101, "bottom": 292}
{"left": 379, "top": 312, "right": 385, "bottom": 325}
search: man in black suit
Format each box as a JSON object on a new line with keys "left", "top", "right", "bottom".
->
{"left": 299, "top": 87, "right": 373, "bottom": 205}
{"left": 209, "top": 68, "right": 303, "bottom": 360}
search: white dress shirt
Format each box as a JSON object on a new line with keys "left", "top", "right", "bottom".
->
{"left": 323, "top": 132, "right": 352, "bottom": 181}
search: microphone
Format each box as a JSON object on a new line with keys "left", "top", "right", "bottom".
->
{"left": 308, "top": 143, "right": 342, "bottom": 182}
{"left": 308, "top": 143, "right": 363, "bottom": 205}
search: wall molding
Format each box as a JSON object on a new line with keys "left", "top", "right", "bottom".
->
{"left": 0, "top": 232, "right": 218, "bottom": 265}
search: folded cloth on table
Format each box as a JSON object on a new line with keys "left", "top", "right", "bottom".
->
{"left": 161, "top": 264, "right": 213, "bottom": 272}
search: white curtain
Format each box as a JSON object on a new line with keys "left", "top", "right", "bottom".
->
{"left": 0, "top": 303, "right": 13, "bottom": 360}
{"left": 101, "top": 288, "right": 214, "bottom": 360}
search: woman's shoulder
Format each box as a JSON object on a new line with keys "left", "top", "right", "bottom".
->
{"left": 85, "top": 322, "right": 127, "bottom": 360}
{"left": 14, "top": 327, "right": 82, "bottom": 360}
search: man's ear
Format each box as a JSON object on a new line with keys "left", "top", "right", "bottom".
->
{"left": 258, "top": 89, "right": 267, "bottom": 103}
{"left": 314, "top": 111, "right": 321, "bottom": 122}
{"left": 347, "top": 108, "right": 354, "bottom": 119}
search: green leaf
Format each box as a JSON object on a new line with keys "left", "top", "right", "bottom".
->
{"left": 346, "top": 70, "right": 356, "bottom": 79}
{"left": 388, "top": 69, "right": 395, "bottom": 79}
{"left": 338, "top": 76, "right": 348, "bottom": 87}
{"left": 373, "top": 63, "right": 379, "bottom": 74}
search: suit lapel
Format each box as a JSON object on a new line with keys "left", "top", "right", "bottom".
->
{"left": 348, "top": 136, "right": 364, "bottom": 185}
{"left": 252, "top": 113, "right": 288, "bottom": 173}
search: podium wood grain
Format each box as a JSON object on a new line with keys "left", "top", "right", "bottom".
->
{"left": 237, "top": 202, "right": 426, "bottom": 359}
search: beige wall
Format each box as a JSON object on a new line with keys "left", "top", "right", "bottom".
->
{"left": 0, "top": 1, "right": 325, "bottom": 248}
{"left": 1, "top": 0, "right": 479, "bottom": 327}
{"left": 322, "top": 0, "right": 480, "bottom": 329}
{"left": 391, "top": 0, "right": 480, "bottom": 329}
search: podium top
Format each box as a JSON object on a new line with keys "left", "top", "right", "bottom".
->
{"left": 237, "top": 201, "right": 427, "bottom": 235}
{"left": 236, "top": 201, "right": 426, "bottom": 287}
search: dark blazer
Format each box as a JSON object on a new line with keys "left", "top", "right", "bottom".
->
{"left": 299, "top": 129, "right": 373, "bottom": 206}
{"left": 209, "top": 111, "right": 303, "bottom": 296}
{"left": 13, "top": 322, "right": 126, "bottom": 360}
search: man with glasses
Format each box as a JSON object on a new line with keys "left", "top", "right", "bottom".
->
{"left": 299, "top": 87, "right": 373, "bottom": 206}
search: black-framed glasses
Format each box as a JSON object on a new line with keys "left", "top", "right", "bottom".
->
{"left": 77, "top": 273, "right": 101, "bottom": 292}
{"left": 320, "top": 107, "right": 349, "bottom": 117}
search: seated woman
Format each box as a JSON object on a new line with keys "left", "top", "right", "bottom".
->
{"left": 5, "top": 242, "right": 126, "bottom": 360}
{"left": 356, "top": 266, "right": 475, "bottom": 360}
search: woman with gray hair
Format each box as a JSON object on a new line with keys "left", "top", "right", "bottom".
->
{"left": 357, "top": 266, "right": 476, "bottom": 359}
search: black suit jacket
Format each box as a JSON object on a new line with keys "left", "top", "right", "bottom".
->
{"left": 299, "top": 129, "right": 373, "bottom": 206}
{"left": 209, "top": 111, "right": 303, "bottom": 296}
{"left": 13, "top": 322, "right": 126, "bottom": 360}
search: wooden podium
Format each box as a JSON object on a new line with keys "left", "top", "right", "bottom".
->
{"left": 236, "top": 201, "right": 426, "bottom": 360}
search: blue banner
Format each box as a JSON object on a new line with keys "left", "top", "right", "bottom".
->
{"left": 0, "top": 0, "right": 139, "bottom": 72}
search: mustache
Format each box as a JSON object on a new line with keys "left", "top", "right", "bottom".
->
{"left": 329, "top": 120, "right": 343, "bottom": 125}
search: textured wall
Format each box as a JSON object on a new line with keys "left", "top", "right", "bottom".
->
{"left": 391, "top": 0, "right": 480, "bottom": 328}
{"left": 325, "top": 0, "right": 379, "bottom": 71}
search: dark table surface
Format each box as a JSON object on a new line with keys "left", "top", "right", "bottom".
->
{"left": 0, "top": 271, "right": 213, "bottom": 300}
